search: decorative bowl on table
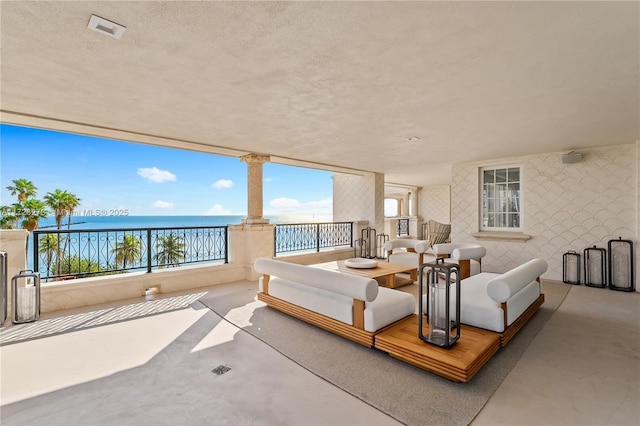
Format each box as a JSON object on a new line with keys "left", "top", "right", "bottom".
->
{"left": 344, "top": 258, "right": 378, "bottom": 269}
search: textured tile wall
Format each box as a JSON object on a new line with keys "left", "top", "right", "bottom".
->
{"left": 333, "top": 172, "right": 385, "bottom": 230}
{"left": 419, "top": 185, "right": 451, "bottom": 224}
{"left": 451, "top": 143, "right": 638, "bottom": 283}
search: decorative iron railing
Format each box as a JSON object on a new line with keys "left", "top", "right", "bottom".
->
{"left": 274, "top": 222, "right": 353, "bottom": 255}
{"left": 33, "top": 226, "right": 228, "bottom": 281}
{"left": 397, "top": 218, "right": 410, "bottom": 237}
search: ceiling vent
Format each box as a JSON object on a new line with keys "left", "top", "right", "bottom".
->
{"left": 87, "top": 15, "right": 126, "bottom": 39}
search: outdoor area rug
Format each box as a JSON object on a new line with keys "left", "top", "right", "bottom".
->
{"left": 199, "top": 281, "right": 570, "bottom": 426}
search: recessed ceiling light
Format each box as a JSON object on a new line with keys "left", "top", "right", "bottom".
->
{"left": 87, "top": 15, "right": 126, "bottom": 39}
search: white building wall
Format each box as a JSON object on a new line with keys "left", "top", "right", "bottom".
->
{"left": 451, "top": 143, "right": 637, "bottom": 285}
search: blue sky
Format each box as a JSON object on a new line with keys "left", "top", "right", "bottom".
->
{"left": 0, "top": 124, "right": 333, "bottom": 218}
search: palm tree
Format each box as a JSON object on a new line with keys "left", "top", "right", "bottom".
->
{"left": 38, "top": 233, "right": 59, "bottom": 277}
{"left": 112, "top": 234, "right": 142, "bottom": 269}
{"left": 155, "top": 234, "right": 186, "bottom": 268}
{"left": 44, "top": 189, "right": 73, "bottom": 230}
{"left": 6, "top": 179, "right": 37, "bottom": 203}
{"left": 64, "top": 193, "right": 81, "bottom": 230}
{"left": 19, "top": 199, "right": 49, "bottom": 254}
{"left": 0, "top": 205, "right": 18, "bottom": 229}
{"left": 44, "top": 189, "right": 81, "bottom": 274}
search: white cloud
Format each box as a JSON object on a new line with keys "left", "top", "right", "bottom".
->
{"left": 211, "top": 179, "right": 234, "bottom": 189}
{"left": 270, "top": 197, "right": 301, "bottom": 209}
{"left": 137, "top": 167, "right": 177, "bottom": 183}
{"left": 153, "top": 200, "right": 174, "bottom": 209}
{"left": 206, "top": 203, "right": 233, "bottom": 215}
{"left": 266, "top": 197, "right": 333, "bottom": 218}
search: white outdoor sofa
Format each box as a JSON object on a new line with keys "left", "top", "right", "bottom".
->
{"left": 422, "top": 258, "right": 548, "bottom": 346}
{"left": 254, "top": 258, "right": 416, "bottom": 347}
{"left": 385, "top": 240, "right": 486, "bottom": 281}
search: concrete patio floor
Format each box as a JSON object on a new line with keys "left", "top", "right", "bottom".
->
{"left": 1, "top": 279, "right": 638, "bottom": 425}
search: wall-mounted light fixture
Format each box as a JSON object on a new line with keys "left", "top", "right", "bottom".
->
{"left": 562, "top": 150, "right": 582, "bottom": 164}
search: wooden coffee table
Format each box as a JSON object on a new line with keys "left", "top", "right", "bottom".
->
{"left": 311, "top": 259, "right": 416, "bottom": 288}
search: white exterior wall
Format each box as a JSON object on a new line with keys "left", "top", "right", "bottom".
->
{"left": 451, "top": 143, "right": 637, "bottom": 287}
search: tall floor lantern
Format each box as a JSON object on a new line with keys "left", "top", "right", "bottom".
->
{"left": 562, "top": 250, "right": 581, "bottom": 285}
{"left": 418, "top": 258, "right": 460, "bottom": 348}
{"left": 11, "top": 269, "right": 40, "bottom": 324}
{"left": 584, "top": 245, "right": 607, "bottom": 288}
{"left": 608, "top": 237, "right": 635, "bottom": 292}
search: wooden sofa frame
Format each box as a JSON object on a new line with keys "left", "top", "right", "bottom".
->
{"left": 257, "top": 274, "right": 406, "bottom": 348}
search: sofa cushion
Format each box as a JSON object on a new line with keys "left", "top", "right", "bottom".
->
{"left": 505, "top": 280, "right": 541, "bottom": 326}
{"left": 364, "top": 287, "right": 415, "bottom": 332}
{"left": 264, "top": 276, "right": 355, "bottom": 325}
{"left": 255, "top": 258, "right": 379, "bottom": 302}
{"left": 420, "top": 272, "right": 505, "bottom": 332}
{"left": 456, "top": 273, "right": 505, "bottom": 332}
{"left": 486, "top": 258, "right": 547, "bottom": 303}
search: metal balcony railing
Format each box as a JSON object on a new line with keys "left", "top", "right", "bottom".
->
{"left": 33, "top": 226, "right": 228, "bottom": 281}
{"left": 274, "top": 222, "right": 353, "bottom": 255}
{"left": 397, "top": 218, "right": 410, "bottom": 237}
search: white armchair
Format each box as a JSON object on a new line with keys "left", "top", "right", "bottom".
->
{"left": 385, "top": 240, "right": 486, "bottom": 282}
{"left": 384, "top": 239, "right": 435, "bottom": 280}
{"left": 431, "top": 243, "right": 486, "bottom": 280}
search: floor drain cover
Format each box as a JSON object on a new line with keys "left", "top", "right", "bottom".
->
{"left": 212, "top": 365, "right": 231, "bottom": 375}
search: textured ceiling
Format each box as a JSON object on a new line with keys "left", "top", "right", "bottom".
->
{"left": 1, "top": 1, "right": 638, "bottom": 188}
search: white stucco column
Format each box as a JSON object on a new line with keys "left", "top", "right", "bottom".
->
{"left": 409, "top": 190, "right": 418, "bottom": 217}
{"left": 401, "top": 193, "right": 409, "bottom": 216}
{"left": 240, "top": 153, "right": 270, "bottom": 224}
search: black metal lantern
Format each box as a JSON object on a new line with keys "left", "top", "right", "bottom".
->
{"left": 584, "top": 246, "right": 607, "bottom": 288}
{"left": 563, "top": 251, "right": 581, "bottom": 285}
{"left": 608, "top": 237, "right": 635, "bottom": 292}
{"left": 11, "top": 269, "right": 41, "bottom": 324}
{"left": 418, "top": 258, "right": 460, "bottom": 348}
{"left": 355, "top": 227, "right": 378, "bottom": 259}
{"left": 377, "top": 233, "right": 389, "bottom": 259}
{"left": 0, "top": 251, "right": 7, "bottom": 325}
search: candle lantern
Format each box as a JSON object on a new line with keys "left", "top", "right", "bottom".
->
{"left": 11, "top": 269, "right": 41, "bottom": 324}
{"left": 583, "top": 246, "right": 607, "bottom": 288}
{"left": 418, "top": 257, "right": 460, "bottom": 348}
{"left": 562, "top": 251, "right": 581, "bottom": 285}
{"left": 608, "top": 237, "right": 635, "bottom": 292}
{"left": 0, "top": 251, "right": 7, "bottom": 325}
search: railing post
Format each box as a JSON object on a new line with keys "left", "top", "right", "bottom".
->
{"left": 33, "top": 231, "right": 39, "bottom": 277}
{"left": 146, "top": 229, "right": 152, "bottom": 273}
{"left": 350, "top": 222, "right": 354, "bottom": 247}
{"left": 224, "top": 227, "right": 229, "bottom": 264}
{"left": 316, "top": 223, "right": 320, "bottom": 252}
{"left": 273, "top": 226, "right": 277, "bottom": 257}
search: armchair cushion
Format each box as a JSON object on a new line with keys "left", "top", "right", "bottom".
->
{"left": 384, "top": 239, "right": 429, "bottom": 253}
{"left": 432, "top": 243, "right": 487, "bottom": 260}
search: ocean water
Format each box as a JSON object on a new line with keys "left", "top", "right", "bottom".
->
{"left": 26, "top": 214, "right": 334, "bottom": 272}
{"left": 35, "top": 214, "right": 333, "bottom": 230}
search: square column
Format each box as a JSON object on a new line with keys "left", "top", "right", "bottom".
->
{"left": 240, "top": 154, "right": 270, "bottom": 225}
